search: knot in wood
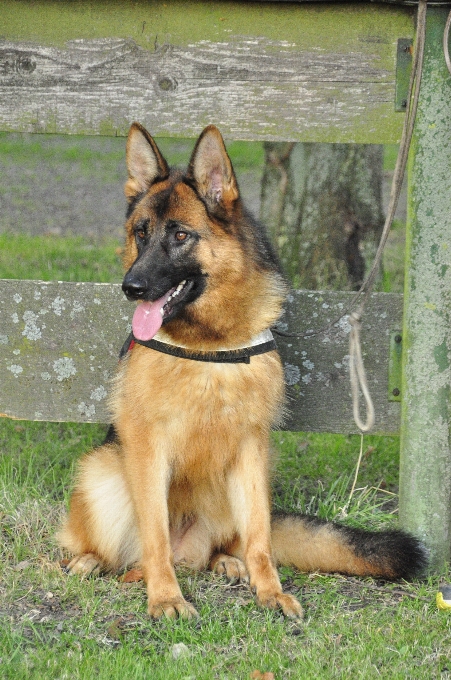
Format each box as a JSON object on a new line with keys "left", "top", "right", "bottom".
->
{"left": 17, "top": 55, "right": 36, "bottom": 75}
{"left": 158, "top": 75, "right": 177, "bottom": 92}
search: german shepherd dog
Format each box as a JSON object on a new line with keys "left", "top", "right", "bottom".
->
{"left": 59, "top": 123, "right": 426, "bottom": 619}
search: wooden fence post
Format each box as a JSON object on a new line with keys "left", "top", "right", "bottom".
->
{"left": 399, "top": 6, "right": 451, "bottom": 569}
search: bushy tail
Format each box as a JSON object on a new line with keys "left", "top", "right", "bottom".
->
{"left": 271, "top": 514, "right": 427, "bottom": 579}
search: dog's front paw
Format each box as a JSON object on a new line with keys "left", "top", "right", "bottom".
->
{"left": 210, "top": 554, "right": 249, "bottom": 584}
{"left": 256, "top": 590, "right": 303, "bottom": 619}
{"left": 148, "top": 596, "right": 199, "bottom": 620}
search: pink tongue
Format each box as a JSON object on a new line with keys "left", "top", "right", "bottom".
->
{"left": 132, "top": 293, "right": 172, "bottom": 341}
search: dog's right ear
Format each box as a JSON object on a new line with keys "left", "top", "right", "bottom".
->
{"left": 125, "top": 123, "right": 169, "bottom": 201}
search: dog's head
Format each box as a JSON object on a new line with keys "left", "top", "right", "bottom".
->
{"left": 122, "top": 123, "right": 285, "bottom": 347}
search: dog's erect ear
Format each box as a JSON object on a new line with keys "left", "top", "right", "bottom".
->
{"left": 186, "top": 126, "right": 239, "bottom": 210}
{"left": 125, "top": 122, "right": 169, "bottom": 200}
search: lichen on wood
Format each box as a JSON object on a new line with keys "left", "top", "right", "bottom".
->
{"left": 0, "top": 280, "right": 402, "bottom": 434}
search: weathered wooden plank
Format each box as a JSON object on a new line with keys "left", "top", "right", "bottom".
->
{"left": 278, "top": 290, "right": 402, "bottom": 433}
{"left": 399, "top": 7, "right": 451, "bottom": 568}
{"left": 0, "top": 280, "right": 402, "bottom": 434}
{"left": 0, "top": 281, "right": 128, "bottom": 423}
{"left": 0, "top": 1, "right": 414, "bottom": 142}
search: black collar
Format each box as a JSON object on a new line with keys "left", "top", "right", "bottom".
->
{"left": 119, "top": 332, "right": 276, "bottom": 364}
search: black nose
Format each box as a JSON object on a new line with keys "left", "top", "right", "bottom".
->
{"left": 122, "top": 274, "right": 148, "bottom": 300}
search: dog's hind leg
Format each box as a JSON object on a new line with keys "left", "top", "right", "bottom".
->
{"left": 209, "top": 536, "right": 249, "bottom": 583}
{"left": 171, "top": 517, "right": 213, "bottom": 571}
{"left": 65, "top": 552, "right": 103, "bottom": 577}
{"left": 210, "top": 553, "right": 249, "bottom": 584}
{"left": 58, "top": 444, "right": 141, "bottom": 575}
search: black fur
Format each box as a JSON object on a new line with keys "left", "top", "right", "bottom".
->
{"left": 340, "top": 524, "right": 428, "bottom": 579}
{"left": 126, "top": 191, "right": 146, "bottom": 219}
{"left": 103, "top": 424, "right": 119, "bottom": 445}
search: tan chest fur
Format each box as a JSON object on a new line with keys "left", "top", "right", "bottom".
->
{"left": 111, "top": 345, "right": 284, "bottom": 479}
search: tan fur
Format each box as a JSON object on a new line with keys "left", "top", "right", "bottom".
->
{"left": 271, "top": 517, "right": 394, "bottom": 579}
{"left": 59, "top": 124, "right": 417, "bottom": 621}
{"left": 58, "top": 444, "right": 140, "bottom": 570}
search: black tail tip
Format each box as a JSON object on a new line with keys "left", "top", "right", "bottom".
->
{"left": 346, "top": 526, "right": 429, "bottom": 579}
{"left": 387, "top": 530, "right": 429, "bottom": 579}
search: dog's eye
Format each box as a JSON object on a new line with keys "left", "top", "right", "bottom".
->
{"left": 174, "top": 231, "right": 189, "bottom": 242}
{"left": 135, "top": 228, "right": 146, "bottom": 241}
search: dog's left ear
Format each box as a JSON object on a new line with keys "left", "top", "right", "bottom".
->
{"left": 186, "top": 126, "right": 239, "bottom": 210}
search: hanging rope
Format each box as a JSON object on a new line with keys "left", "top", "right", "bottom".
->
{"left": 347, "top": 0, "right": 427, "bottom": 432}
{"left": 349, "top": 312, "right": 375, "bottom": 432}
{"left": 354, "top": 0, "right": 427, "bottom": 311}
{"left": 274, "top": 1, "right": 428, "bottom": 344}
{"left": 272, "top": 2, "right": 428, "bottom": 432}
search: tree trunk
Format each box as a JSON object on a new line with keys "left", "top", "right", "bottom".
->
{"left": 260, "top": 143, "right": 384, "bottom": 290}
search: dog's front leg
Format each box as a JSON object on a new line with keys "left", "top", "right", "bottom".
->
{"left": 228, "top": 436, "right": 303, "bottom": 619}
{"left": 124, "top": 445, "right": 198, "bottom": 619}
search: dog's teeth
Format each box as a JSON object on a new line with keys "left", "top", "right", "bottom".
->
{"left": 160, "top": 282, "right": 186, "bottom": 316}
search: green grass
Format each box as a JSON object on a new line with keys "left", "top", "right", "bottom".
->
{"left": 272, "top": 432, "right": 401, "bottom": 529}
{"left": 0, "top": 131, "right": 264, "bottom": 178}
{"left": 0, "top": 132, "right": 125, "bottom": 184}
{"left": 2, "top": 418, "right": 449, "bottom": 679}
{"left": 383, "top": 145, "right": 399, "bottom": 172}
{"left": 0, "top": 233, "right": 124, "bottom": 283}
{"left": 0, "top": 133, "right": 124, "bottom": 165}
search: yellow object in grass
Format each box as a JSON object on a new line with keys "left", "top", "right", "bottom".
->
{"left": 436, "top": 585, "right": 451, "bottom": 610}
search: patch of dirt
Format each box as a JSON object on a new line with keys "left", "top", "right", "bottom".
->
{"left": 0, "top": 134, "right": 404, "bottom": 238}
{"left": 297, "top": 574, "right": 424, "bottom": 614}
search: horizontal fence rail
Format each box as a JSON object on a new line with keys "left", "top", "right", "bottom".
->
{"left": 0, "top": 280, "right": 402, "bottom": 434}
{"left": 1, "top": 1, "right": 414, "bottom": 143}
